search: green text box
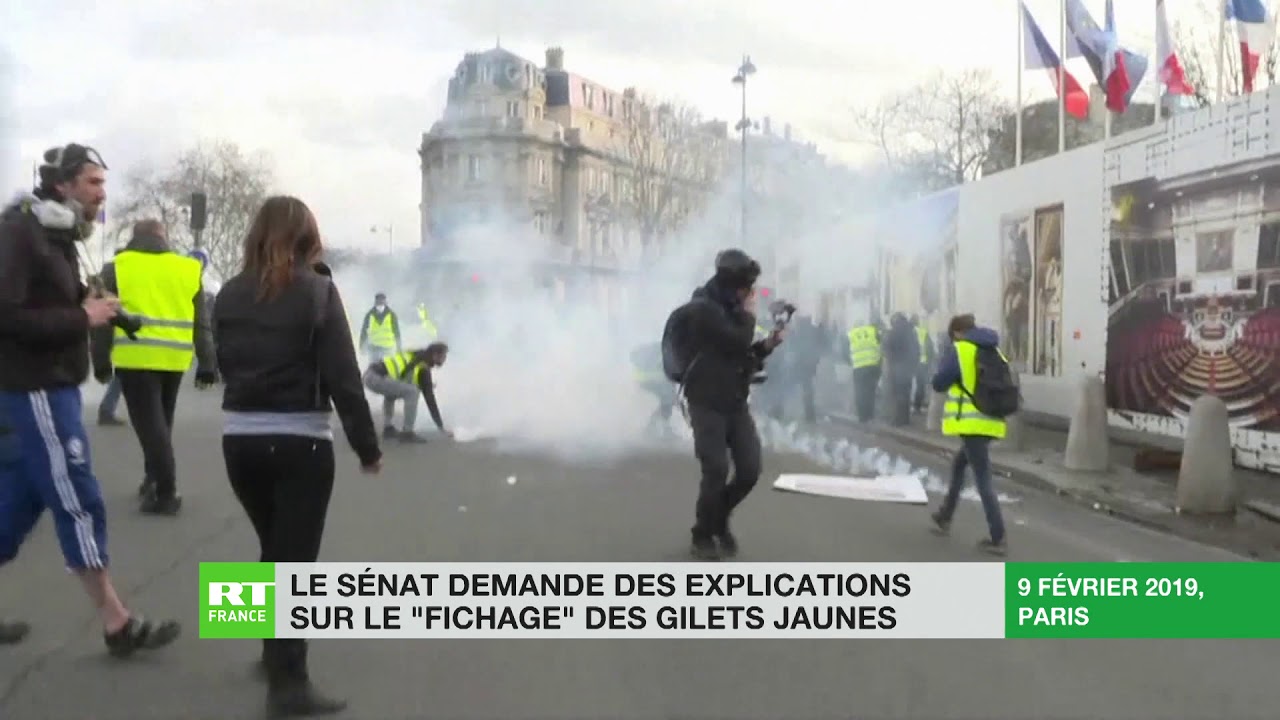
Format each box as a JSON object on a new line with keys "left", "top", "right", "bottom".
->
{"left": 199, "top": 562, "right": 277, "bottom": 639}
{"left": 1005, "top": 562, "right": 1280, "bottom": 639}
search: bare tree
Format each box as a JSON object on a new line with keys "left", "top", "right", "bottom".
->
{"left": 611, "top": 91, "right": 727, "bottom": 246}
{"left": 1174, "top": 1, "right": 1278, "bottom": 108}
{"left": 111, "top": 140, "right": 274, "bottom": 280}
{"left": 850, "top": 69, "right": 1012, "bottom": 193}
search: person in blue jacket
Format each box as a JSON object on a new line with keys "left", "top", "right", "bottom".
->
{"left": 927, "top": 313, "right": 1008, "bottom": 555}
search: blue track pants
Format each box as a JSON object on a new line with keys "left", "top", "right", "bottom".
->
{"left": 0, "top": 387, "right": 109, "bottom": 570}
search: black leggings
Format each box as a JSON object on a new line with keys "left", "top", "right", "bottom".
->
{"left": 223, "top": 434, "right": 335, "bottom": 689}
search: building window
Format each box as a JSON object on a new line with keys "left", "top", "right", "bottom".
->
{"left": 537, "top": 157, "right": 548, "bottom": 186}
{"left": 468, "top": 155, "right": 481, "bottom": 182}
{"left": 475, "top": 101, "right": 488, "bottom": 117}
{"left": 535, "top": 211, "right": 548, "bottom": 235}
{"left": 583, "top": 83, "right": 594, "bottom": 109}
{"left": 479, "top": 64, "right": 491, "bottom": 83}
{"left": 533, "top": 105, "right": 543, "bottom": 120}
{"left": 507, "top": 100, "right": 520, "bottom": 118}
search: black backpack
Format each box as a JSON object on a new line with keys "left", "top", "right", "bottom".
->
{"left": 661, "top": 302, "right": 699, "bottom": 384}
{"left": 966, "top": 345, "right": 1021, "bottom": 418}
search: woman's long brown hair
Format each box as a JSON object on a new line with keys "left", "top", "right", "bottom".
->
{"left": 241, "top": 195, "right": 324, "bottom": 301}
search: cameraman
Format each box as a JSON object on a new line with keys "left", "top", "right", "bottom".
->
{"left": 0, "top": 143, "right": 180, "bottom": 654}
{"left": 681, "top": 249, "right": 783, "bottom": 560}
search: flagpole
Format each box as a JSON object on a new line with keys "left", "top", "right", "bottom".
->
{"left": 1216, "top": 0, "right": 1227, "bottom": 103}
{"left": 1058, "top": 0, "right": 1067, "bottom": 153}
{"left": 1016, "top": 1, "right": 1024, "bottom": 167}
{"left": 1154, "top": 0, "right": 1163, "bottom": 123}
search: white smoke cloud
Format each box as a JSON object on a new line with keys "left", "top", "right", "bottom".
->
{"left": 324, "top": 137, "right": 945, "bottom": 464}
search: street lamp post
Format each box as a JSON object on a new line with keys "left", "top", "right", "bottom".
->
{"left": 370, "top": 224, "right": 393, "bottom": 254}
{"left": 731, "top": 55, "right": 756, "bottom": 248}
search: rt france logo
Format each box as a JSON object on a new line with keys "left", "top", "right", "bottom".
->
{"left": 199, "top": 562, "right": 276, "bottom": 639}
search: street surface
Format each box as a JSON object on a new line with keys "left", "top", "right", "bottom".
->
{"left": 2, "top": 388, "right": 1278, "bottom": 719}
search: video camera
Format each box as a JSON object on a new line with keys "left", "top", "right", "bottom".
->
{"left": 86, "top": 276, "right": 143, "bottom": 341}
{"left": 112, "top": 311, "right": 144, "bottom": 341}
{"left": 750, "top": 299, "right": 799, "bottom": 385}
{"left": 768, "top": 299, "right": 797, "bottom": 331}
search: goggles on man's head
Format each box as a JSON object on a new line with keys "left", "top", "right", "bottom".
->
{"left": 44, "top": 143, "right": 108, "bottom": 182}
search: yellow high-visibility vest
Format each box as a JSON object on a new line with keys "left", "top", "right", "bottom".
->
{"left": 941, "top": 340, "right": 1007, "bottom": 439}
{"left": 111, "top": 251, "right": 201, "bottom": 372}
{"left": 846, "top": 325, "right": 881, "bottom": 368}
{"left": 417, "top": 305, "right": 438, "bottom": 339}
{"left": 383, "top": 351, "right": 423, "bottom": 385}
{"left": 915, "top": 325, "right": 929, "bottom": 364}
{"left": 634, "top": 369, "right": 665, "bottom": 383}
{"left": 366, "top": 312, "right": 397, "bottom": 349}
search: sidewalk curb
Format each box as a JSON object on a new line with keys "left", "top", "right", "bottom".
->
{"left": 825, "top": 413, "right": 1183, "bottom": 539}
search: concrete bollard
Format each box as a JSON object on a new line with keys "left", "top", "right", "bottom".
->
{"left": 1176, "top": 395, "right": 1238, "bottom": 514}
{"left": 926, "top": 390, "right": 944, "bottom": 431}
{"left": 1063, "top": 375, "right": 1109, "bottom": 471}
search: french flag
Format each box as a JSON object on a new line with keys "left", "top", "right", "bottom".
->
{"left": 1227, "top": 0, "right": 1276, "bottom": 93}
{"left": 1157, "top": 0, "right": 1195, "bottom": 95}
{"left": 1065, "top": 0, "right": 1148, "bottom": 112}
{"left": 1022, "top": 2, "right": 1090, "bottom": 119}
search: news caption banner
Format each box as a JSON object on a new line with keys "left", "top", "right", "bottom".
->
{"left": 197, "top": 562, "right": 1280, "bottom": 640}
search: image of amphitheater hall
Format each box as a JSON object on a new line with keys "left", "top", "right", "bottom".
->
{"left": 1106, "top": 163, "right": 1280, "bottom": 433}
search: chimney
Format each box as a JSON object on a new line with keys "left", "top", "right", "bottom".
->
{"left": 546, "top": 47, "right": 564, "bottom": 70}
{"left": 623, "top": 86, "right": 636, "bottom": 99}
{"left": 762, "top": 117, "right": 771, "bottom": 135}
{"left": 784, "top": 123, "right": 792, "bottom": 141}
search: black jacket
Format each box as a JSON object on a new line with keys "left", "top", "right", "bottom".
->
{"left": 89, "top": 235, "right": 216, "bottom": 379}
{"left": 0, "top": 193, "right": 93, "bottom": 392}
{"left": 883, "top": 314, "right": 921, "bottom": 377}
{"left": 214, "top": 263, "right": 381, "bottom": 466}
{"left": 681, "top": 278, "right": 775, "bottom": 414}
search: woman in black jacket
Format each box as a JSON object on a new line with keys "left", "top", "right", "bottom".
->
{"left": 213, "top": 195, "right": 382, "bottom": 718}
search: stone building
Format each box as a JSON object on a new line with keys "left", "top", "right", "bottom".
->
{"left": 417, "top": 45, "right": 726, "bottom": 278}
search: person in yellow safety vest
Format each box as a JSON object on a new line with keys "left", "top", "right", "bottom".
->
{"left": 89, "top": 219, "right": 216, "bottom": 516}
{"left": 927, "top": 313, "right": 1007, "bottom": 556}
{"left": 630, "top": 342, "right": 675, "bottom": 437}
{"left": 416, "top": 303, "right": 438, "bottom": 339}
{"left": 846, "top": 317, "right": 882, "bottom": 423}
{"left": 361, "top": 342, "right": 452, "bottom": 443}
{"left": 358, "top": 292, "right": 401, "bottom": 362}
{"left": 910, "top": 313, "right": 935, "bottom": 414}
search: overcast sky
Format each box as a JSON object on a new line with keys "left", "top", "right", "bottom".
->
{"left": 1, "top": 0, "right": 1219, "bottom": 250}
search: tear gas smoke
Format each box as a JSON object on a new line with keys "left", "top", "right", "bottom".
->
{"left": 325, "top": 135, "right": 950, "bottom": 463}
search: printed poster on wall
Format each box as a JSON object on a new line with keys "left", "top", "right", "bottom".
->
{"left": 1033, "top": 206, "right": 1064, "bottom": 377}
{"left": 1105, "top": 165, "right": 1280, "bottom": 432}
{"left": 999, "top": 213, "right": 1033, "bottom": 370}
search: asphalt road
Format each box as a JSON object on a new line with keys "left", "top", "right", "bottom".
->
{"left": 2, "top": 388, "right": 1278, "bottom": 720}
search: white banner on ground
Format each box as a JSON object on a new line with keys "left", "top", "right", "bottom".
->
{"left": 772, "top": 473, "right": 929, "bottom": 505}
{"left": 265, "top": 562, "right": 1005, "bottom": 639}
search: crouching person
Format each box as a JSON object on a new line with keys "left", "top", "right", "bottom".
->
{"left": 362, "top": 343, "right": 453, "bottom": 443}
